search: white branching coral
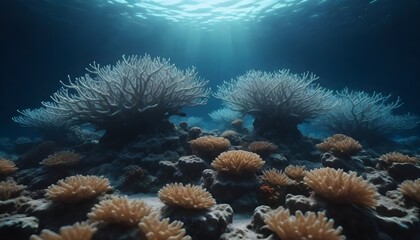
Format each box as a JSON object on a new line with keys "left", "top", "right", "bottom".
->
{"left": 41, "top": 54, "right": 210, "bottom": 134}
{"left": 314, "top": 89, "right": 419, "bottom": 142}
{"left": 215, "top": 70, "right": 334, "bottom": 135}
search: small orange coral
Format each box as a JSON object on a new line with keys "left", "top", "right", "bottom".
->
{"left": 284, "top": 165, "right": 306, "bottom": 181}
{"left": 316, "top": 134, "right": 362, "bottom": 157}
{"left": 139, "top": 213, "right": 191, "bottom": 240}
{"left": 46, "top": 175, "right": 112, "bottom": 203}
{"left": 189, "top": 136, "right": 230, "bottom": 160}
{"left": 40, "top": 151, "right": 80, "bottom": 168}
{"left": 30, "top": 222, "right": 96, "bottom": 240}
{"left": 259, "top": 169, "right": 291, "bottom": 186}
{"left": 0, "top": 180, "right": 26, "bottom": 200}
{"left": 158, "top": 183, "right": 215, "bottom": 210}
{"left": 88, "top": 196, "right": 152, "bottom": 227}
{"left": 264, "top": 207, "right": 345, "bottom": 240}
{"left": 248, "top": 141, "right": 278, "bottom": 157}
{"left": 379, "top": 152, "right": 417, "bottom": 164}
{"left": 304, "top": 168, "right": 377, "bottom": 208}
{"left": 398, "top": 179, "right": 420, "bottom": 203}
{"left": 211, "top": 150, "right": 265, "bottom": 175}
{"left": 0, "top": 158, "right": 18, "bottom": 175}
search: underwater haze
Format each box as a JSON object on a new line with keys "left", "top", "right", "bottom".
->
{"left": 1, "top": 1, "right": 420, "bottom": 240}
{"left": 1, "top": 0, "right": 419, "bottom": 137}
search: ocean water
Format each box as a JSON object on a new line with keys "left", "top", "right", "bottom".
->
{"left": 1, "top": 1, "right": 420, "bottom": 240}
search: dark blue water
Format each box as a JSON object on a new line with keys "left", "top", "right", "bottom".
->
{"left": 1, "top": 0, "right": 419, "bottom": 138}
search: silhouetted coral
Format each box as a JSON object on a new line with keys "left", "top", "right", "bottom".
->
{"left": 40, "top": 151, "right": 80, "bottom": 168}
{"left": 316, "top": 134, "right": 362, "bottom": 158}
{"left": 0, "top": 180, "right": 26, "bottom": 200}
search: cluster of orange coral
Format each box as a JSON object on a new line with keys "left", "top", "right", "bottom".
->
{"left": 264, "top": 207, "right": 345, "bottom": 240}
{"left": 0, "top": 158, "right": 18, "bottom": 175}
{"left": 211, "top": 150, "right": 264, "bottom": 175}
{"left": 248, "top": 141, "right": 278, "bottom": 157}
{"left": 379, "top": 152, "right": 418, "bottom": 164}
{"left": 40, "top": 151, "right": 80, "bottom": 168}
{"left": 259, "top": 169, "right": 291, "bottom": 186}
{"left": 284, "top": 165, "right": 306, "bottom": 181}
{"left": 88, "top": 196, "right": 152, "bottom": 227}
{"left": 398, "top": 179, "right": 420, "bottom": 203}
{"left": 158, "top": 183, "right": 215, "bottom": 210}
{"left": 304, "top": 168, "right": 377, "bottom": 208}
{"left": 46, "top": 175, "right": 112, "bottom": 202}
{"left": 316, "top": 134, "right": 362, "bottom": 157}
{"left": 30, "top": 222, "right": 96, "bottom": 240}
{"left": 0, "top": 180, "right": 26, "bottom": 200}
{"left": 189, "top": 136, "right": 231, "bottom": 159}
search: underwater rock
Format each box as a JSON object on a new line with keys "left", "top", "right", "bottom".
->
{"left": 321, "top": 152, "right": 366, "bottom": 173}
{"left": 284, "top": 194, "right": 321, "bottom": 214}
{"left": 202, "top": 169, "right": 260, "bottom": 211}
{"left": 127, "top": 134, "right": 180, "bottom": 154}
{"left": 160, "top": 203, "right": 233, "bottom": 240}
{"left": 157, "top": 155, "right": 208, "bottom": 185}
{"left": 29, "top": 198, "right": 100, "bottom": 232}
{"left": 0, "top": 214, "right": 39, "bottom": 240}
{"left": 388, "top": 163, "right": 420, "bottom": 182}
{"left": 0, "top": 137, "right": 14, "bottom": 153}
{"left": 92, "top": 225, "right": 139, "bottom": 240}
{"left": 264, "top": 154, "right": 288, "bottom": 169}
{"left": 365, "top": 169, "right": 398, "bottom": 195}
{"left": 247, "top": 205, "right": 272, "bottom": 233}
{"left": 219, "top": 226, "right": 264, "bottom": 240}
{"left": 15, "top": 141, "right": 58, "bottom": 168}
{"left": 0, "top": 196, "right": 34, "bottom": 214}
{"left": 15, "top": 167, "right": 67, "bottom": 190}
{"left": 372, "top": 195, "right": 420, "bottom": 240}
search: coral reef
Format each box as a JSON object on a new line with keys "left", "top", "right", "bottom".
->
{"left": 316, "top": 134, "right": 362, "bottom": 158}
{"left": 30, "top": 222, "right": 96, "bottom": 240}
{"left": 0, "top": 180, "right": 26, "bottom": 200}
{"left": 0, "top": 158, "right": 18, "bottom": 175}
{"left": 284, "top": 165, "right": 306, "bottom": 181}
{"left": 15, "top": 55, "right": 210, "bottom": 142}
{"left": 379, "top": 152, "right": 418, "bottom": 164}
{"left": 40, "top": 151, "right": 80, "bottom": 168}
{"left": 398, "top": 179, "right": 420, "bottom": 203}
{"left": 304, "top": 168, "right": 378, "bottom": 208}
{"left": 248, "top": 141, "right": 278, "bottom": 158}
{"left": 46, "top": 175, "right": 112, "bottom": 202}
{"left": 314, "top": 89, "right": 419, "bottom": 144}
{"left": 138, "top": 214, "right": 190, "bottom": 240}
{"left": 211, "top": 150, "right": 264, "bottom": 175}
{"left": 189, "top": 136, "right": 230, "bottom": 161}
{"left": 88, "top": 196, "right": 152, "bottom": 227}
{"left": 264, "top": 207, "right": 345, "bottom": 240}
{"left": 215, "top": 69, "right": 334, "bottom": 138}
{"left": 259, "top": 169, "right": 291, "bottom": 187}
{"left": 158, "top": 183, "right": 215, "bottom": 210}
